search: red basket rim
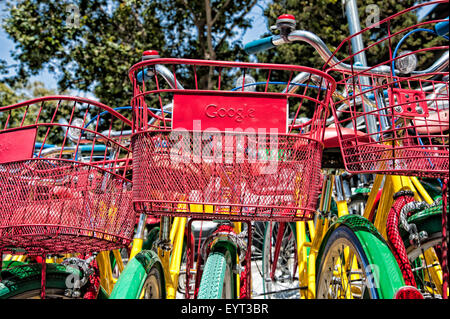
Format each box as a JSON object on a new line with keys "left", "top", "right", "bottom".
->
{"left": 131, "top": 129, "right": 326, "bottom": 148}
{"left": 0, "top": 95, "right": 132, "bottom": 127}
{"left": 325, "top": 0, "right": 449, "bottom": 69}
{"left": 0, "top": 157, "right": 133, "bottom": 183}
{"left": 128, "top": 57, "right": 336, "bottom": 92}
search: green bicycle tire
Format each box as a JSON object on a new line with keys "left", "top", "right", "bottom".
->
{"left": 401, "top": 203, "right": 447, "bottom": 245}
{"left": 404, "top": 206, "right": 444, "bottom": 257}
{"left": 197, "top": 242, "right": 236, "bottom": 299}
{"left": 316, "top": 215, "right": 405, "bottom": 299}
{"left": 0, "top": 262, "right": 81, "bottom": 299}
{"left": 402, "top": 204, "right": 446, "bottom": 297}
{"left": 109, "top": 250, "right": 165, "bottom": 299}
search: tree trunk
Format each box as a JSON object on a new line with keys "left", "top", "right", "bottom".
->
{"left": 204, "top": 0, "right": 216, "bottom": 89}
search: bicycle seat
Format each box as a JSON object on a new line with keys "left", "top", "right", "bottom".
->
{"left": 414, "top": 108, "right": 449, "bottom": 134}
{"left": 322, "top": 126, "right": 371, "bottom": 149}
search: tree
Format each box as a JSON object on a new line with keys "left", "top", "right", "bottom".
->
{"left": 0, "top": 80, "right": 61, "bottom": 107}
{"left": 2, "top": 0, "right": 165, "bottom": 107}
{"left": 254, "top": 0, "right": 446, "bottom": 70}
{"left": 0, "top": 82, "right": 23, "bottom": 107}
{"left": 158, "top": 0, "right": 259, "bottom": 59}
{"left": 156, "top": 0, "right": 259, "bottom": 88}
{"left": 0, "top": 80, "right": 63, "bottom": 136}
{"left": 2, "top": 0, "right": 261, "bottom": 105}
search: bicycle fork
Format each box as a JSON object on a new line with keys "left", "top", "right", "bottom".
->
{"left": 184, "top": 219, "right": 252, "bottom": 299}
{"left": 129, "top": 213, "right": 186, "bottom": 299}
{"left": 156, "top": 215, "right": 187, "bottom": 299}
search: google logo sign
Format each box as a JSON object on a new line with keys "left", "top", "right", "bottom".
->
{"left": 205, "top": 104, "right": 256, "bottom": 123}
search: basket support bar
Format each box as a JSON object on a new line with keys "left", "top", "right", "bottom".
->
{"left": 343, "top": 0, "right": 381, "bottom": 139}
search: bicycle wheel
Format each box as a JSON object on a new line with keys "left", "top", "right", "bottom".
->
{"left": 109, "top": 250, "right": 165, "bottom": 299}
{"left": 0, "top": 262, "right": 81, "bottom": 299}
{"left": 404, "top": 204, "right": 443, "bottom": 261}
{"left": 197, "top": 242, "right": 237, "bottom": 299}
{"left": 262, "top": 222, "right": 299, "bottom": 299}
{"left": 252, "top": 221, "right": 266, "bottom": 260}
{"left": 316, "top": 215, "right": 405, "bottom": 299}
{"left": 251, "top": 221, "right": 268, "bottom": 298}
{"left": 403, "top": 205, "right": 447, "bottom": 298}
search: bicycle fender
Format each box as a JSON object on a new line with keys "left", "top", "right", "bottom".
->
{"left": 109, "top": 250, "right": 165, "bottom": 299}
{"left": 316, "top": 214, "right": 405, "bottom": 299}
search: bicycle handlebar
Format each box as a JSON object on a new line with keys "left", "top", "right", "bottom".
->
{"left": 38, "top": 144, "right": 108, "bottom": 157}
{"left": 136, "top": 64, "right": 185, "bottom": 89}
{"left": 244, "top": 29, "right": 448, "bottom": 78}
{"left": 244, "top": 31, "right": 392, "bottom": 75}
{"left": 435, "top": 18, "right": 449, "bottom": 36}
{"left": 243, "top": 36, "right": 276, "bottom": 54}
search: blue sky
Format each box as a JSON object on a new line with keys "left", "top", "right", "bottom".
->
{"left": 0, "top": 1, "right": 269, "bottom": 99}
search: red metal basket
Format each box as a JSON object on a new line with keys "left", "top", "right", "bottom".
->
{"left": 0, "top": 96, "right": 134, "bottom": 255}
{"left": 129, "top": 58, "right": 335, "bottom": 221}
{"left": 327, "top": 1, "right": 449, "bottom": 178}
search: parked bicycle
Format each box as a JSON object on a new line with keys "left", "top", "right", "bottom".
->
{"left": 244, "top": 0, "right": 449, "bottom": 299}
{"left": 0, "top": 96, "right": 135, "bottom": 299}
{"left": 116, "top": 52, "right": 335, "bottom": 299}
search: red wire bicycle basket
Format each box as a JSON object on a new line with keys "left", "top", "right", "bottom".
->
{"left": 0, "top": 96, "right": 134, "bottom": 255}
{"left": 327, "top": 1, "right": 449, "bottom": 178}
{"left": 129, "top": 58, "right": 335, "bottom": 221}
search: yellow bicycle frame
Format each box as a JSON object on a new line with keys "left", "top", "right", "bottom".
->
{"left": 365, "top": 174, "right": 445, "bottom": 296}
{"left": 296, "top": 173, "right": 347, "bottom": 299}
{"left": 295, "top": 172, "right": 443, "bottom": 299}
